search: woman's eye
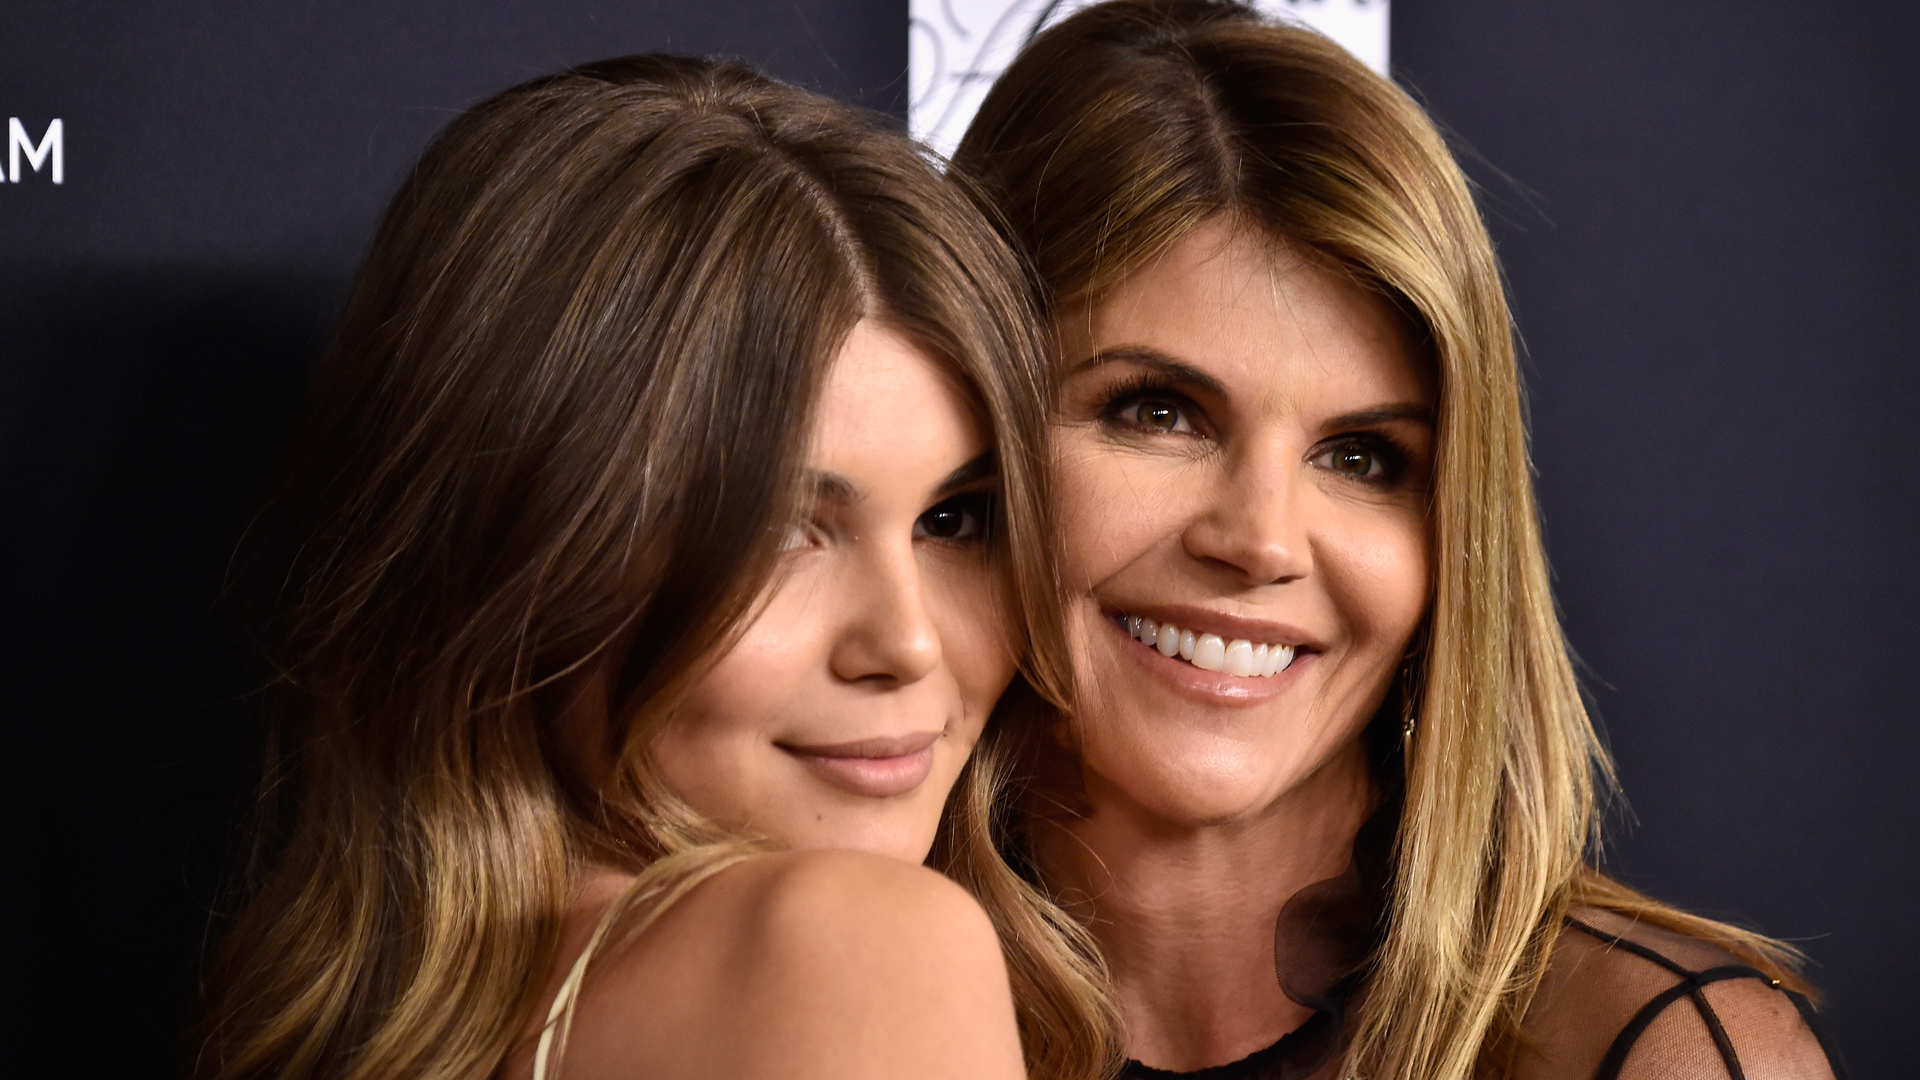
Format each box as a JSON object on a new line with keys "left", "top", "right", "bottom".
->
{"left": 1130, "top": 399, "right": 1190, "bottom": 433}
{"left": 914, "top": 492, "right": 994, "bottom": 542}
{"left": 1329, "top": 445, "right": 1378, "bottom": 476}
{"left": 1312, "top": 439, "right": 1401, "bottom": 482}
{"left": 779, "top": 520, "right": 823, "bottom": 551}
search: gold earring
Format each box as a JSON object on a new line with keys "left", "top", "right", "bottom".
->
{"left": 1399, "top": 659, "right": 1418, "bottom": 753}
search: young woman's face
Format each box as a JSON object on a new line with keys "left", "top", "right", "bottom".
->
{"left": 1051, "top": 218, "right": 1433, "bottom": 826}
{"left": 651, "top": 321, "right": 1018, "bottom": 862}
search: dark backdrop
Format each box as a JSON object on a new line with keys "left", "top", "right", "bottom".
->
{"left": 1, "top": 1, "right": 1911, "bottom": 1077}
{"left": 1394, "top": 2, "right": 1918, "bottom": 1076}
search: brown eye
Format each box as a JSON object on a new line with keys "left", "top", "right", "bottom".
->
{"left": 1134, "top": 401, "right": 1182, "bottom": 431}
{"left": 914, "top": 492, "right": 994, "bottom": 542}
{"left": 1331, "top": 446, "right": 1377, "bottom": 475}
{"left": 1313, "top": 438, "right": 1405, "bottom": 484}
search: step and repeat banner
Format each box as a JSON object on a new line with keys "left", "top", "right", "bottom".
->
{"left": 909, "top": 0, "right": 1386, "bottom": 154}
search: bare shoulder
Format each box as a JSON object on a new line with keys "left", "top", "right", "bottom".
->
{"left": 537, "top": 850, "right": 1023, "bottom": 1080}
{"left": 738, "top": 847, "right": 1006, "bottom": 953}
{"left": 1513, "top": 908, "right": 1840, "bottom": 1080}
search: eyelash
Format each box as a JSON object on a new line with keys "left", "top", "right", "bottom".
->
{"left": 1098, "top": 374, "right": 1205, "bottom": 438}
{"left": 783, "top": 490, "right": 999, "bottom": 553}
{"left": 913, "top": 490, "right": 996, "bottom": 545}
{"left": 1096, "top": 374, "right": 1414, "bottom": 486}
{"left": 1310, "top": 434, "right": 1411, "bottom": 486}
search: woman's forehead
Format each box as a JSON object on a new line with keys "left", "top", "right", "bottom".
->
{"left": 1061, "top": 223, "right": 1430, "bottom": 406}
{"left": 807, "top": 320, "right": 989, "bottom": 498}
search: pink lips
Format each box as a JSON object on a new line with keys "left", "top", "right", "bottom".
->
{"left": 778, "top": 731, "right": 941, "bottom": 798}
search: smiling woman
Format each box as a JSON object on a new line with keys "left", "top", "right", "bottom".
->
{"left": 955, "top": 1, "right": 1846, "bottom": 1078}
{"left": 193, "top": 55, "right": 1113, "bottom": 1080}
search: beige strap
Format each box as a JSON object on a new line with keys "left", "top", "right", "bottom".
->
{"left": 529, "top": 846, "right": 759, "bottom": 1080}
{"left": 531, "top": 939, "right": 598, "bottom": 1080}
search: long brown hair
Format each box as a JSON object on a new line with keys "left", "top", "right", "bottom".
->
{"left": 198, "top": 55, "right": 1110, "bottom": 1080}
{"left": 953, "top": 2, "right": 1807, "bottom": 1077}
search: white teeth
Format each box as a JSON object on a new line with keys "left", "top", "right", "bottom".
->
{"left": 1119, "top": 613, "right": 1299, "bottom": 679}
{"left": 1192, "top": 633, "right": 1226, "bottom": 671}
{"left": 1224, "top": 639, "right": 1255, "bottom": 677}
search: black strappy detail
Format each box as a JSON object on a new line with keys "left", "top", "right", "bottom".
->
{"left": 1120, "top": 1007, "right": 1339, "bottom": 1080}
{"left": 1567, "top": 917, "right": 1849, "bottom": 1080}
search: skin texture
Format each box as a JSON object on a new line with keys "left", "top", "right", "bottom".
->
{"left": 1034, "top": 218, "right": 1434, "bottom": 1071}
{"left": 510, "top": 321, "right": 1026, "bottom": 1080}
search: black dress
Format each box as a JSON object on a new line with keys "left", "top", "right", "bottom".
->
{"left": 1117, "top": 905, "right": 1847, "bottom": 1080}
{"left": 1115, "top": 793, "right": 1844, "bottom": 1080}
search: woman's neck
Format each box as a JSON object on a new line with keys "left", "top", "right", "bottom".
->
{"left": 1033, "top": 738, "right": 1374, "bottom": 1072}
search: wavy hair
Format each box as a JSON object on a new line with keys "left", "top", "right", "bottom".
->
{"left": 952, "top": 3, "right": 1807, "bottom": 1077}
{"left": 197, "top": 55, "right": 1112, "bottom": 1080}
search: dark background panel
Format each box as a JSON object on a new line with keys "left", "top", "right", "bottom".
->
{"left": 1394, "top": 2, "right": 1918, "bottom": 1075}
{"left": 0, "top": 3, "right": 904, "bottom": 1076}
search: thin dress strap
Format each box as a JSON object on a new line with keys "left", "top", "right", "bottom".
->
{"left": 531, "top": 941, "right": 598, "bottom": 1080}
{"left": 528, "top": 848, "right": 758, "bottom": 1080}
{"left": 1564, "top": 916, "right": 1846, "bottom": 1080}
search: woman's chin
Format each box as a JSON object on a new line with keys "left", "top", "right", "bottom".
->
{"left": 1082, "top": 750, "right": 1308, "bottom": 829}
{"left": 762, "top": 801, "right": 942, "bottom": 864}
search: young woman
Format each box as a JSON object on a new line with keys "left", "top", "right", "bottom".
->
{"left": 954, "top": 2, "right": 1845, "bottom": 1078}
{"left": 194, "top": 56, "right": 1112, "bottom": 1080}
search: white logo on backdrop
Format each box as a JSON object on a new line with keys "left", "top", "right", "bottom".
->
{"left": 8, "top": 118, "right": 63, "bottom": 184}
{"left": 910, "top": 0, "right": 1388, "bottom": 159}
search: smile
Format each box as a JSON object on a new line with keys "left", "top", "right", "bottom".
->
{"left": 777, "top": 731, "right": 941, "bottom": 799}
{"left": 1118, "top": 612, "right": 1297, "bottom": 677}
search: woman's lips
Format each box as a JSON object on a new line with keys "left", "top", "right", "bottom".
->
{"left": 778, "top": 731, "right": 941, "bottom": 798}
{"left": 1107, "top": 611, "right": 1313, "bottom": 706}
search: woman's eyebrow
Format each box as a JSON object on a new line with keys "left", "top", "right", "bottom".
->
{"left": 804, "top": 453, "right": 995, "bottom": 507}
{"left": 1066, "top": 345, "right": 1228, "bottom": 397}
{"left": 806, "top": 470, "right": 862, "bottom": 505}
{"left": 1327, "top": 403, "right": 1434, "bottom": 428}
{"left": 935, "top": 451, "right": 997, "bottom": 497}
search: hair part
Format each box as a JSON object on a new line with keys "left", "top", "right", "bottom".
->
{"left": 953, "top": 3, "right": 1808, "bottom": 1078}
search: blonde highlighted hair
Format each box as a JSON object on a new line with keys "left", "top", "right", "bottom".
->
{"left": 198, "top": 55, "right": 1112, "bottom": 1080}
{"left": 953, "top": 2, "right": 1806, "bottom": 1077}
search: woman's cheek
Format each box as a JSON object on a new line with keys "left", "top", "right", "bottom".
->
{"left": 1052, "top": 436, "right": 1196, "bottom": 589}
{"left": 1050, "top": 438, "right": 1119, "bottom": 588}
{"left": 920, "top": 555, "right": 1018, "bottom": 731}
{"left": 1322, "top": 506, "right": 1431, "bottom": 656}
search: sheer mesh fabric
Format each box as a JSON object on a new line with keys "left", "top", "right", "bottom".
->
{"left": 1119, "top": 904, "right": 1844, "bottom": 1080}
{"left": 1514, "top": 907, "right": 1844, "bottom": 1080}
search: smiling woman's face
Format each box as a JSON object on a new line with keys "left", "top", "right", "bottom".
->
{"left": 648, "top": 320, "right": 1017, "bottom": 862}
{"left": 1052, "top": 218, "right": 1433, "bottom": 826}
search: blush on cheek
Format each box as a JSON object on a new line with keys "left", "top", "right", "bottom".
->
{"left": 1333, "top": 516, "right": 1430, "bottom": 648}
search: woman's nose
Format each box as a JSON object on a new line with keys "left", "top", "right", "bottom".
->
{"left": 828, "top": 542, "right": 943, "bottom": 686}
{"left": 1180, "top": 454, "right": 1311, "bottom": 587}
